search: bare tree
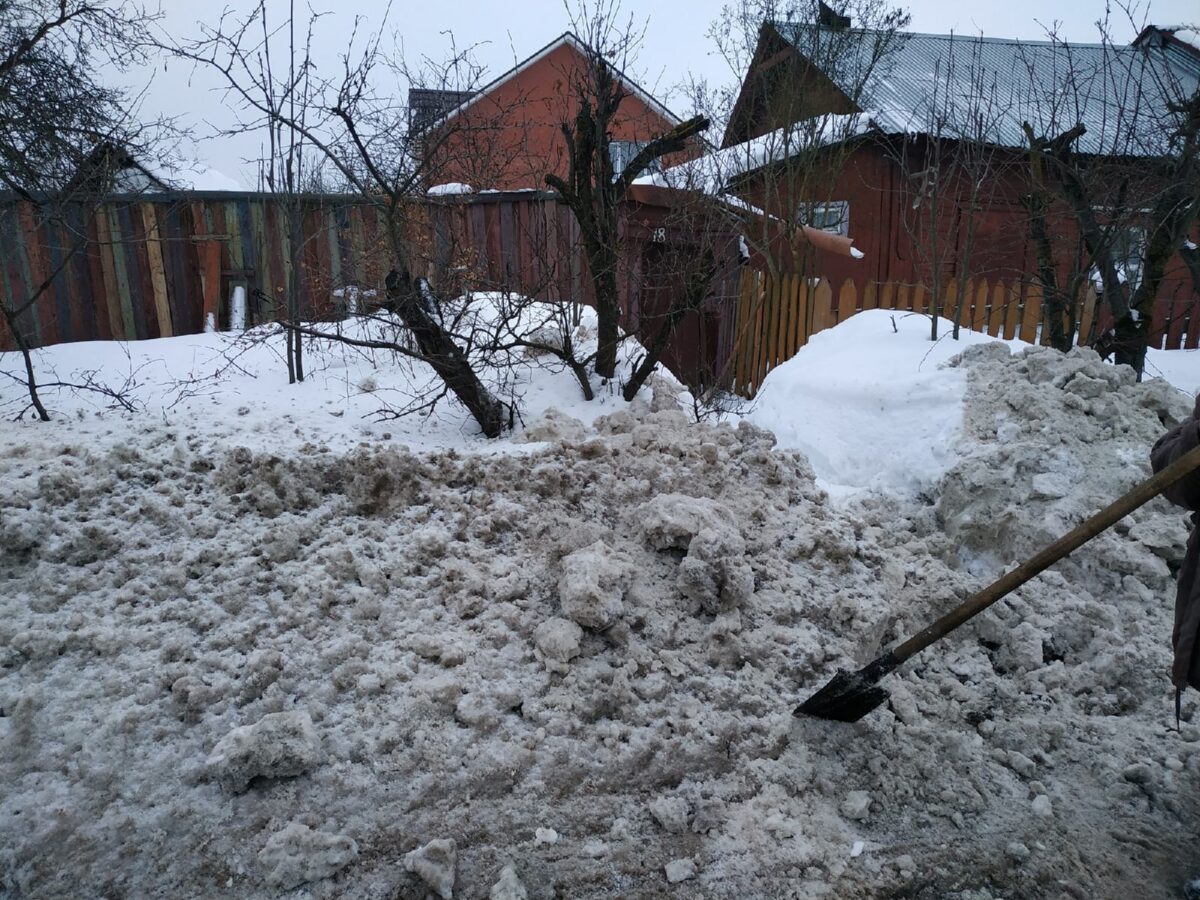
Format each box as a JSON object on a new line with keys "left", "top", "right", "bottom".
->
{"left": 884, "top": 33, "right": 1011, "bottom": 341}
{"left": 0, "top": 0, "right": 163, "bottom": 420}
{"left": 545, "top": 2, "right": 708, "bottom": 380}
{"left": 173, "top": 6, "right": 518, "bottom": 436}
{"left": 696, "top": 0, "right": 908, "bottom": 277}
{"left": 1016, "top": 11, "right": 1200, "bottom": 373}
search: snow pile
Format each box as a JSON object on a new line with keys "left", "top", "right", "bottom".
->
{"left": 3, "top": 335, "right": 1199, "bottom": 897}
{"left": 747, "top": 310, "right": 1024, "bottom": 494}
{"left": 6, "top": 306, "right": 1200, "bottom": 896}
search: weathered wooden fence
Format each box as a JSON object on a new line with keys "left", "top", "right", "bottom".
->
{"left": 0, "top": 191, "right": 593, "bottom": 351}
{"left": 728, "top": 269, "right": 1197, "bottom": 397}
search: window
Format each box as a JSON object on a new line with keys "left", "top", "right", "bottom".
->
{"left": 1112, "top": 225, "right": 1147, "bottom": 289}
{"left": 1089, "top": 224, "right": 1147, "bottom": 292}
{"left": 609, "top": 140, "right": 662, "bottom": 179}
{"left": 799, "top": 200, "right": 849, "bottom": 236}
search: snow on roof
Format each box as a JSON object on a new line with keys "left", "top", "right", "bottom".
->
{"left": 427, "top": 32, "right": 681, "bottom": 132}
{"left": 772, "top": 21, "right": 1200, "bottom": 156}
{"left": 160, "top": 163, "right": 245, "bottom": 192}
{"left": 640, "top": 113, "right": 874, "bottom": 193}
{"left": 632, "top": 116, "right": 870, "bottom": 260}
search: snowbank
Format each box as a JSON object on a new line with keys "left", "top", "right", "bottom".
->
{"left": 746, "top": 310, "right": 1026, "bottom": 494}
{"left": 2, "top": 346, "right": 1198, "bottom": 898}
{"left": 5, "top": 296, "right": 1200, "bottom": 897}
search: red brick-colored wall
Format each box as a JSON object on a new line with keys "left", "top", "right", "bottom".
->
{"left": 429, "top": 41, "right": 687, "bottom": 192}
{"left": 736, "top": 139, "right": 1200, "bottom": 346}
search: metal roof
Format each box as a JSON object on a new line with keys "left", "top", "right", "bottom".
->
{"left": 773, "top": 22, "right": 1200, "bottom": 156}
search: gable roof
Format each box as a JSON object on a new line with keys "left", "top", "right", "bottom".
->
{"left": 425, "top": 32, "right": 681, "bottom": 132}
{"left": 769, "top": 21, "right": 1199, "bottom": 156}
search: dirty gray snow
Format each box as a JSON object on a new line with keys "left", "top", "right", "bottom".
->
{"left": 2, "top": 346, "right": 1199, "bottom": 899}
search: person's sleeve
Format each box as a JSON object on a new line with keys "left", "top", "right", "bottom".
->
{"left": 1152, "top": 396, "right": 1200, "bottom": 510}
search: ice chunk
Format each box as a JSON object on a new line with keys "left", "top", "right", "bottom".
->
{"left": 258, "top": 822, "right": 358, "bottom": 890}
{"left": 648, "top": 796, "right": 690, "bottom": 833}
{"left": 639, "top": 493, "right": 741, "bottom": 552}
{"left": 405, "top": 838, "right": 457, "bottom": 899}
{"left": 206, "top": 711, "right": 321, "bottom": 793}
{"left": 677, "top": 526, "right": 754, "bottom": 613}
{"left": 534, "top": 618, "right": 582, "bottom": 664}
{"left": 665, "top": 858, "right": 697, "bottom": 883}
{"left": 490, "top": 864, "right": 528, "bottom": 900}
{"left": 557, "top": 540, "right": 631, "bottom": 629}
{"left": 840, "top": 790, "right": 872, "bottom": 821}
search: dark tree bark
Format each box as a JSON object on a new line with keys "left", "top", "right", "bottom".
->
{"left": 622, "top": 251, "right": 717, "bottom": 401}
{"left": 384, "top": 268, "right": 510, "bottom": 438}
{"left": 1, "top": 301, "right": 49, "bottom": 421}
{"left": 1024, "top": 98, "right": 1200, "bottom": 376}
{"left": 545, "top": 55, "right": 708, "bottom": 380}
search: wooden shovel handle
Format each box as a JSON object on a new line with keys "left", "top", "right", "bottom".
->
{"left": 890, "top": 438, "right": 1200, "bottom": 666}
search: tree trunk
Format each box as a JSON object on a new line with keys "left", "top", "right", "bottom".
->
{"left": 623, "top": 254, "right": 716, "bottom": 402}
{"left": 590, "top": 247, "right": 621, "bottom": 379}
{"left": 384, "top": 269, "right": 510, "bottom": 438}
{"left": 1, "top": 302, "right": 49, "bottom": 421}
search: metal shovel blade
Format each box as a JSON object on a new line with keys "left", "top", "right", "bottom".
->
{"left": 794, "top": 655, "right": 897, "bottom": 723}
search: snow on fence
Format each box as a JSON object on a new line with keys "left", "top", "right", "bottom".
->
{"left": 728, "top": 268, "right": 1197, "bottom": 398}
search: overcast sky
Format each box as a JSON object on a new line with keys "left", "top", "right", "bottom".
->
{"left": 132, "top": 0, "right": 1198, "bottom": 186}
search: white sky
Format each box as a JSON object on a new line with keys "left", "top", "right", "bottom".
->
{"left": 132, "top": 0, "right": 1198, "bottom": 187}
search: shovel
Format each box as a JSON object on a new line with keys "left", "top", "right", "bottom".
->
{"left": 796, "top": 441, "right": 1200, "bottom": 723}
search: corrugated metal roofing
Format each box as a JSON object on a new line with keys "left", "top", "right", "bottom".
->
{"left": 773, "top": 22, "right": 1200, "bottom": 156}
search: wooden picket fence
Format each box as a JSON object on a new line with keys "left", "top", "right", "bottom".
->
{"left": 728, "top": 270, "right": 1108, "bottom": 397}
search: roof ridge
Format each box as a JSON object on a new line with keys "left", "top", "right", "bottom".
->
{"left": 771, "top": 20, "right": 1136, "bottom": 51}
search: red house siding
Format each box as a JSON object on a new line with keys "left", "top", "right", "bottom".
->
{"left": 429, "top": 40, "right": 686, "bottom": 192}
{"left": 739, "top": 139, "right": 1200, "bottom": 341}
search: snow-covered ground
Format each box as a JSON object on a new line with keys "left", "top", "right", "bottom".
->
{"left": 3, "top": 306, "right": 1200, "bottom": 898}
{"left": 0, "top": 299, "right": 671, "bottom": 459}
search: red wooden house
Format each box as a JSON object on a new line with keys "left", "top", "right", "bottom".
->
{"left": 414, "top": 32, "right": 688, "bottom": 192}
{"left": 708, "top": 16, "right": 1200, "bottom": 348}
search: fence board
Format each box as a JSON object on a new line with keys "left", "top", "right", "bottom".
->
{"left": 140, "top": 204, "right": 172, "bottom": 337}
{"left": 812, "top": 279, "right": 832, "bottom": 335}
{"left": 862, "top": 281, "right": 877, "bottom": 312}
{"left": 879, "top": 281, "right": 894, "bottom": 311}
{"left": 795, "top": 277, "right": 810, "bottom": 353}
{"left": 840, "top": 280, "right": 858, "bottom": 326}
{"left": 1020, "top": 283, "right": 1042, "bottom": 344}
{"left": 987, "top": 283, "right": 1005, "bottom": 337}
{"left": 972, "top": 281, "right": 990, "bottom": 332}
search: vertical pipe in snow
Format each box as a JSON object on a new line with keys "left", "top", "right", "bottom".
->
{"left": 230, "top": 286, "right": 247, "bottom": 332}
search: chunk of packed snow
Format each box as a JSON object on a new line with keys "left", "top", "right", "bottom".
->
{"left": 257, "top": 822, "right": 358, "bottom": 889}
{"left": 405, "top": 838, "right": 457, "bottom": 899}
{"left": 639, "top": 493, "right": 741, "bottom": 551}
{"left": 489, "top": 864, "right": 529, "bottom": 900}
{"left": 533, "top": 617, "right": 583, "bottom": 664}
{"left": 557, "top": 541, "right": 632, "bottom": 629}
{"left": 664, "top": 857, "right": 697, "bottom": 883}
{"left": 206, "top": 711, "right": 321, "bottom": 793}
